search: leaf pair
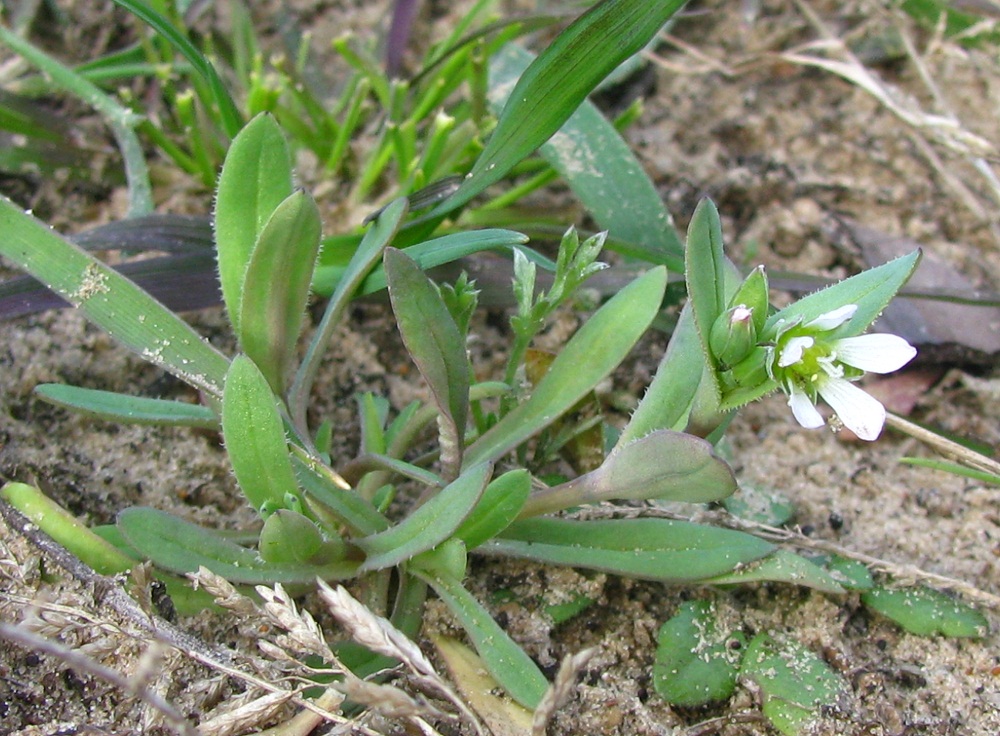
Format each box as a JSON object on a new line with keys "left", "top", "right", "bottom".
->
{"left": 215, "top": 113, "right": 323, "bottom": 394}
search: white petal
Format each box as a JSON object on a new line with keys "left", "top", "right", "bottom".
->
{"left": 778, "top": 336, "right": 814, "bottom": 367}
{"left": 833, "top": 334, "right": 916, "bottom": 374}
{"left": 788, "top": 383, "right": 824, "bottom": 429}
{"left": 807, "top": 304, "right": 857, "bottom": 331}
{"left": 816, "top": 377, "right": 886, "bottom": 441}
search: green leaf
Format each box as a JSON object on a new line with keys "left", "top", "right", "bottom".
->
{"left": 454, "top": 469, "right": 530, "bottom": 550}
{"left": 414, "top": 568, "right": 549, "bottom": 709}
{"left": 215, "top": 113, "right": 293, "bottom": 334}
{"left": 722, "top": 484, "right": 795, "bottom": 527}
{"left": 117, "top": 507, "right": 358, "bottom": 584}
{"left": 741, "top": 633, "right": 849, "bottom": 736}
{"left": 34, "top": 384, "right": 218, "bottom": 429}
{"left": 615, "top": 302, "right": 705, "bottom": 445}
{"left": 354, "top": 463, "right": 491, "bottom": 572}
{"left": 763, "top": 250, "right": 922, "bottom": 341}
{"left": 238, "top": 190, "right": 323, "bottom": 393}
{"left": 1, "top": 482, "right": 134, "bottom": 575}
{"left": 290, "top": 453, "right": 388, "bottom": 537}
{"left": 685, "top": 199, "right": 730, "bottom": 364}
{"left": 861, "top": 585, "right": 988, "bottom": 637}
{"left": 487, "top": 43, "right": 684, "bottom": 270}
{"left": 653, "top": 601, "right": 744, "bottom": 707}
{"left": 484, "top": 517, "right": 775, "bottom": 582}
{"left": 821, "top": 555, "right": 874, "bottom": 591}
{"left": 384, "top": 247, "right": 470, "bottom": 473}
{"left": 702, "top": 549, "right": 845, "bottom": 594}
{"left": 464, "top": 266, "right": 667, "bottom": 466}
{"left": 0, "top": 196, "right": 231, "bottom": 396}
{"left": 111, "top": 0, "right": 243, "bottom": 137}
{"left": 522, "top": 429, "right": 736, "bottom": 516}
{"left": 435, "top": 0, "right": 687, "bottom": 215}
{"left": 222, "top": 355, "right": 299, "bottom": 511}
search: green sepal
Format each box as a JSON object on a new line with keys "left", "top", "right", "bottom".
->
{"left": 258, "top": 509, "right": 326, "bottom": 564}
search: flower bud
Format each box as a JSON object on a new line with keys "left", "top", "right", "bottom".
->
{"left": 709, "top": 304, "right": 757, "bottom": 366}
{"left": 258, "top": 509, "right": 323, "bottom": 564}
{"left": 728, "top": 265, "right": 768, "bottom": 335}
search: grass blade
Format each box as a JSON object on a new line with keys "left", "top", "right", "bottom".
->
{"left": 487, "top": 43, "right": 684, "bottom": 270}
{"left": 0, "top": 196, "right": 231, "bottom": 396}
{"left": 435, "top": 0, "right": 687, "bottom": 215}
{"left": 34, "top": 384, "right": 218, "bottom": 429}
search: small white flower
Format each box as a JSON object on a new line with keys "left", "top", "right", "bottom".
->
{"left": 771, "top": 305, "right": 916, "bottom": 441}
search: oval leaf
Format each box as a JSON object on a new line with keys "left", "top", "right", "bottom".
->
{"left": 222, "top": 355, "right": 299, "bottom": 511}
{"left": 523, "top": 429, "right": 736, "bottom": 516}
{"left": 215, "top": 113, "right": 293, "bottom": 333}
{"left": 653, "top": 601, "right": 744, "bottom": 707}
{"left": 239, "top": 190, "right": 323, "bottom": 393}
{"left": 861, "top": 585, "right": 988, "bottom": 637}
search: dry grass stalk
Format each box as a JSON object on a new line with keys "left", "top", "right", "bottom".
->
{"left": 531, "top": 647, "right": 596, "bottom": 736}
{"left": 198, "top": 689, "right": 297, "bottom": 736}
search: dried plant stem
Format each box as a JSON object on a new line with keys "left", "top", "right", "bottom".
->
{"left": 0, "top": 622, "right": 197, "bottom": 736}
{"left": 0, "top": 499, "right": 380, "bottom": 735}
{"left": 886, "top": 411, "right": 1000, "bottom": 477}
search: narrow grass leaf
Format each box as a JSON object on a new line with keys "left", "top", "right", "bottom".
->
{"left": 484, "top": 518, "right": 775, "bottom": 582}
{"left": 222, "top": 355, "right": 299, "bottom": 511}
{"left": 464, "top": 266, "right": 667, "bottom": 466}
{"left": 415, "top": 568, "right": 549, "bottom": 709}
{"left": 34, "top": 384, "right": 217, "bottom": 429}
{"left": 488, "top": 43, "right": 684, "bottom": 270}
{"left": 111, "top": 0, "right": 243, "bottom": 138}
{"left": 239, "top": 190, "right": 323, "bottom": 393}
{"left": 215, "top": 113, "right": 293, "bottom": 334}
{"left": 0, "top": 197, "right": 231, "bottom": 395}
{"left": 354, "top": 462, "right": 491, "bottom": 572}
{"left": 435, "top": 0, "right": 687, "bottom": 214}
{"left": 117, "top": 507, "right": 358, "bottom": 584}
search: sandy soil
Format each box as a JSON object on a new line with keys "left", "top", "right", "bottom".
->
{"left": 2, "top": 1, "right": 1000, "bottom": 734}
